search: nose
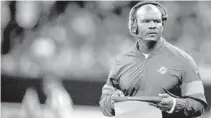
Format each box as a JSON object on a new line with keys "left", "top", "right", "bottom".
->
{"left": 149, "top": 21, "right": 156, "bottom": 29}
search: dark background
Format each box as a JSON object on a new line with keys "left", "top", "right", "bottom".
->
{"left": 2, "top": 74, "right": 211, "bottom": 111}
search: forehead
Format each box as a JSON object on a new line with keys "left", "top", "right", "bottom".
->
{"left": 135, "top": 4, "right": 162, "bottom": 20}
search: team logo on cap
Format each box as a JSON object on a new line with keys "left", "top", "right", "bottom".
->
{"left": 157, "top": 66, "right": 168, "bottom": 74}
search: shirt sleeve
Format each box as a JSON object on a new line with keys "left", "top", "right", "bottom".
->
{"left": 177, "top": 55, "right": 208, "bottom": 117}
{"left": 99, "top": 56, "right": 123, "bottom": 117}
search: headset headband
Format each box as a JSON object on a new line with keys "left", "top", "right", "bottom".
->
{"left": 130, "top": 1, "right": 168, "bottom": 22}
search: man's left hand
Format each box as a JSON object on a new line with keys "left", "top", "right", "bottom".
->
{"left": 149, "top": 93, "right": 175, "bottom": 112}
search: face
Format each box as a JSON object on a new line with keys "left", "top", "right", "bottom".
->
{"left": 135, "top": 4, "right": 163, "bottom": 41}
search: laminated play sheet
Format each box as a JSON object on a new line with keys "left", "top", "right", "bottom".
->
{"left": 114, "top": 100, "right": 162, "bottom": 118}
{"left": 111, "top": 96, "right": 162, "bottom": 103}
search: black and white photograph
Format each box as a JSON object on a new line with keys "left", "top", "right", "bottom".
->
{"left": 1, "top": 1, "right": 211, "bottom": 118}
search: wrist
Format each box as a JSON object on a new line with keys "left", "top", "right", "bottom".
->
{"left": 166, "top": 98, "right": 176, "bottom": 114}
{"left": 174, "top": 98, "right": 186, "bottom": 112}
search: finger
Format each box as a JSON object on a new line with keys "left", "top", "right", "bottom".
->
{"left": 158, "top": 93, "right": 169, "bottom": 98}
{"left": 148, "top": 103, "right": 158, "bottom": 106}
{"left": 111, "top": 99, "right": 115, "bottom": 108}
{"left": 159, "top": 101, "right": 169, "bottom": 105}
{"left": 111, "top": 100, "right": 114, "bottom": 105}
{"left": 119, "top": 93, "right": 124, "bottom": 97}
{"left": 117, "top": 92, "right": 124, "bottom": 96}
{"left": 116, "top": 90, "right": 124, "bottom": 97}
{"left": 148, "top": 103, "right": 159, "bottom": 108}
{"left": 112, "top": 91, "right": 123, "bottom": 97}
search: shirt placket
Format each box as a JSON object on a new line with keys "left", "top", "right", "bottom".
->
{"left": 135, "top": 54, "right": 148, "bottom": 96}
{"left": 134, "top": 38, "right": 165, "bottom": 96}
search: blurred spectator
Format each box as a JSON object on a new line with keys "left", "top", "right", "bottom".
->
{"left": 20, "top": 87, "right": 42, "bottom": 118}
{"left": 1, "top": 54, "right": 18, "bottom": 75}
{"left": 16, "top": 1, "right": 41, "bottom": 29}
{"left": 43, "top": 74, "right": 74, "bottom": 118}
{"left": 1, "top": 1, "right": 11, "bottom": 29}
{"left": 1, "top": 1, "right": 211, "bottom": 81}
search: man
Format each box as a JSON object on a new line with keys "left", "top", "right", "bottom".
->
{"left": 99, "top": 1, "right": 208, "bottom": 118}
{"left": 20, "top": 88, "right": 42, "bottom": 118}
{"left": 43, "top": 74, "right": 74, "bottom": 118}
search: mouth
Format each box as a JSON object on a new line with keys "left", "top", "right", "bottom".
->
{"left": 147, "top": 31, "right": 158, "bottom": 37}
{"left": 148, "top": 32, "right": 157, "bottom": 35}
{"left": 147, "top": 33, "right": 157, "bottom": 37}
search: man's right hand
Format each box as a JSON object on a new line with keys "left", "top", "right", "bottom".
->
{"left": 112, "top": 90, "right": 124, "bottom": 97}
{"left": 110, "top": 90, "right": 124, "bottom": 108}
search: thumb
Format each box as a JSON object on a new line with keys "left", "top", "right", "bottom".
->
{"left": 158, "top": 93, "right": 169, "bottom": 98}
{"left": 118, "top": 92, "right": 124, "bottom": 97}
{"left": 116, "top": 90, "right": 124, "bottom": 97}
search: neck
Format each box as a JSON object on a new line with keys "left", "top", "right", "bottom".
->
{"left": 137, "top": 37, "right": 162, "bottom": 54}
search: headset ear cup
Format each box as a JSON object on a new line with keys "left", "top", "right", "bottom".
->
{"left": 162, "top": 16, "right": 167, "bottom": 22}
{"left": 162, "top": 16, "right": 167, "bottom": 25}
{"left": 131, "top": 26, "right": 137, "bottom": 35}
{"left": 130, "top": 19, "right": 138, "bottom": 35}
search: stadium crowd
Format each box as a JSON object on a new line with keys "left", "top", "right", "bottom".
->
{"left": 2, "top": 1, "right": 211, "bottom": 80}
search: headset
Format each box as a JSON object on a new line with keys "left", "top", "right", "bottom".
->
{"left": 128, "top": 1, "right": 168, "bottom": 36}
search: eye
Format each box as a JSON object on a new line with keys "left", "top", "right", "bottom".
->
{"left": 144, "top": 20, "right": 150, "bottom": 23}
{"left": 154, "top": 20, "right": 161, "bottom": 23}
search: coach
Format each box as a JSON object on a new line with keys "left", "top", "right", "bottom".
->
{"left": 99, "top": 1, "right": 208, "bottom": 118}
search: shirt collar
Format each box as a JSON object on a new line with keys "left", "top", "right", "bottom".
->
{"left": 134, "top": 37, "right": 166, "bottom": 57}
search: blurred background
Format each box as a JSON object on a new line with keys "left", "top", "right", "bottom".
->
{"left": 1, "top": 1, "right": 211, "bottom": 118}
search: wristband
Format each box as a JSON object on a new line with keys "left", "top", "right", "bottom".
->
{"left": 167, "top": 98, "right": 176, "bottom": 114}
